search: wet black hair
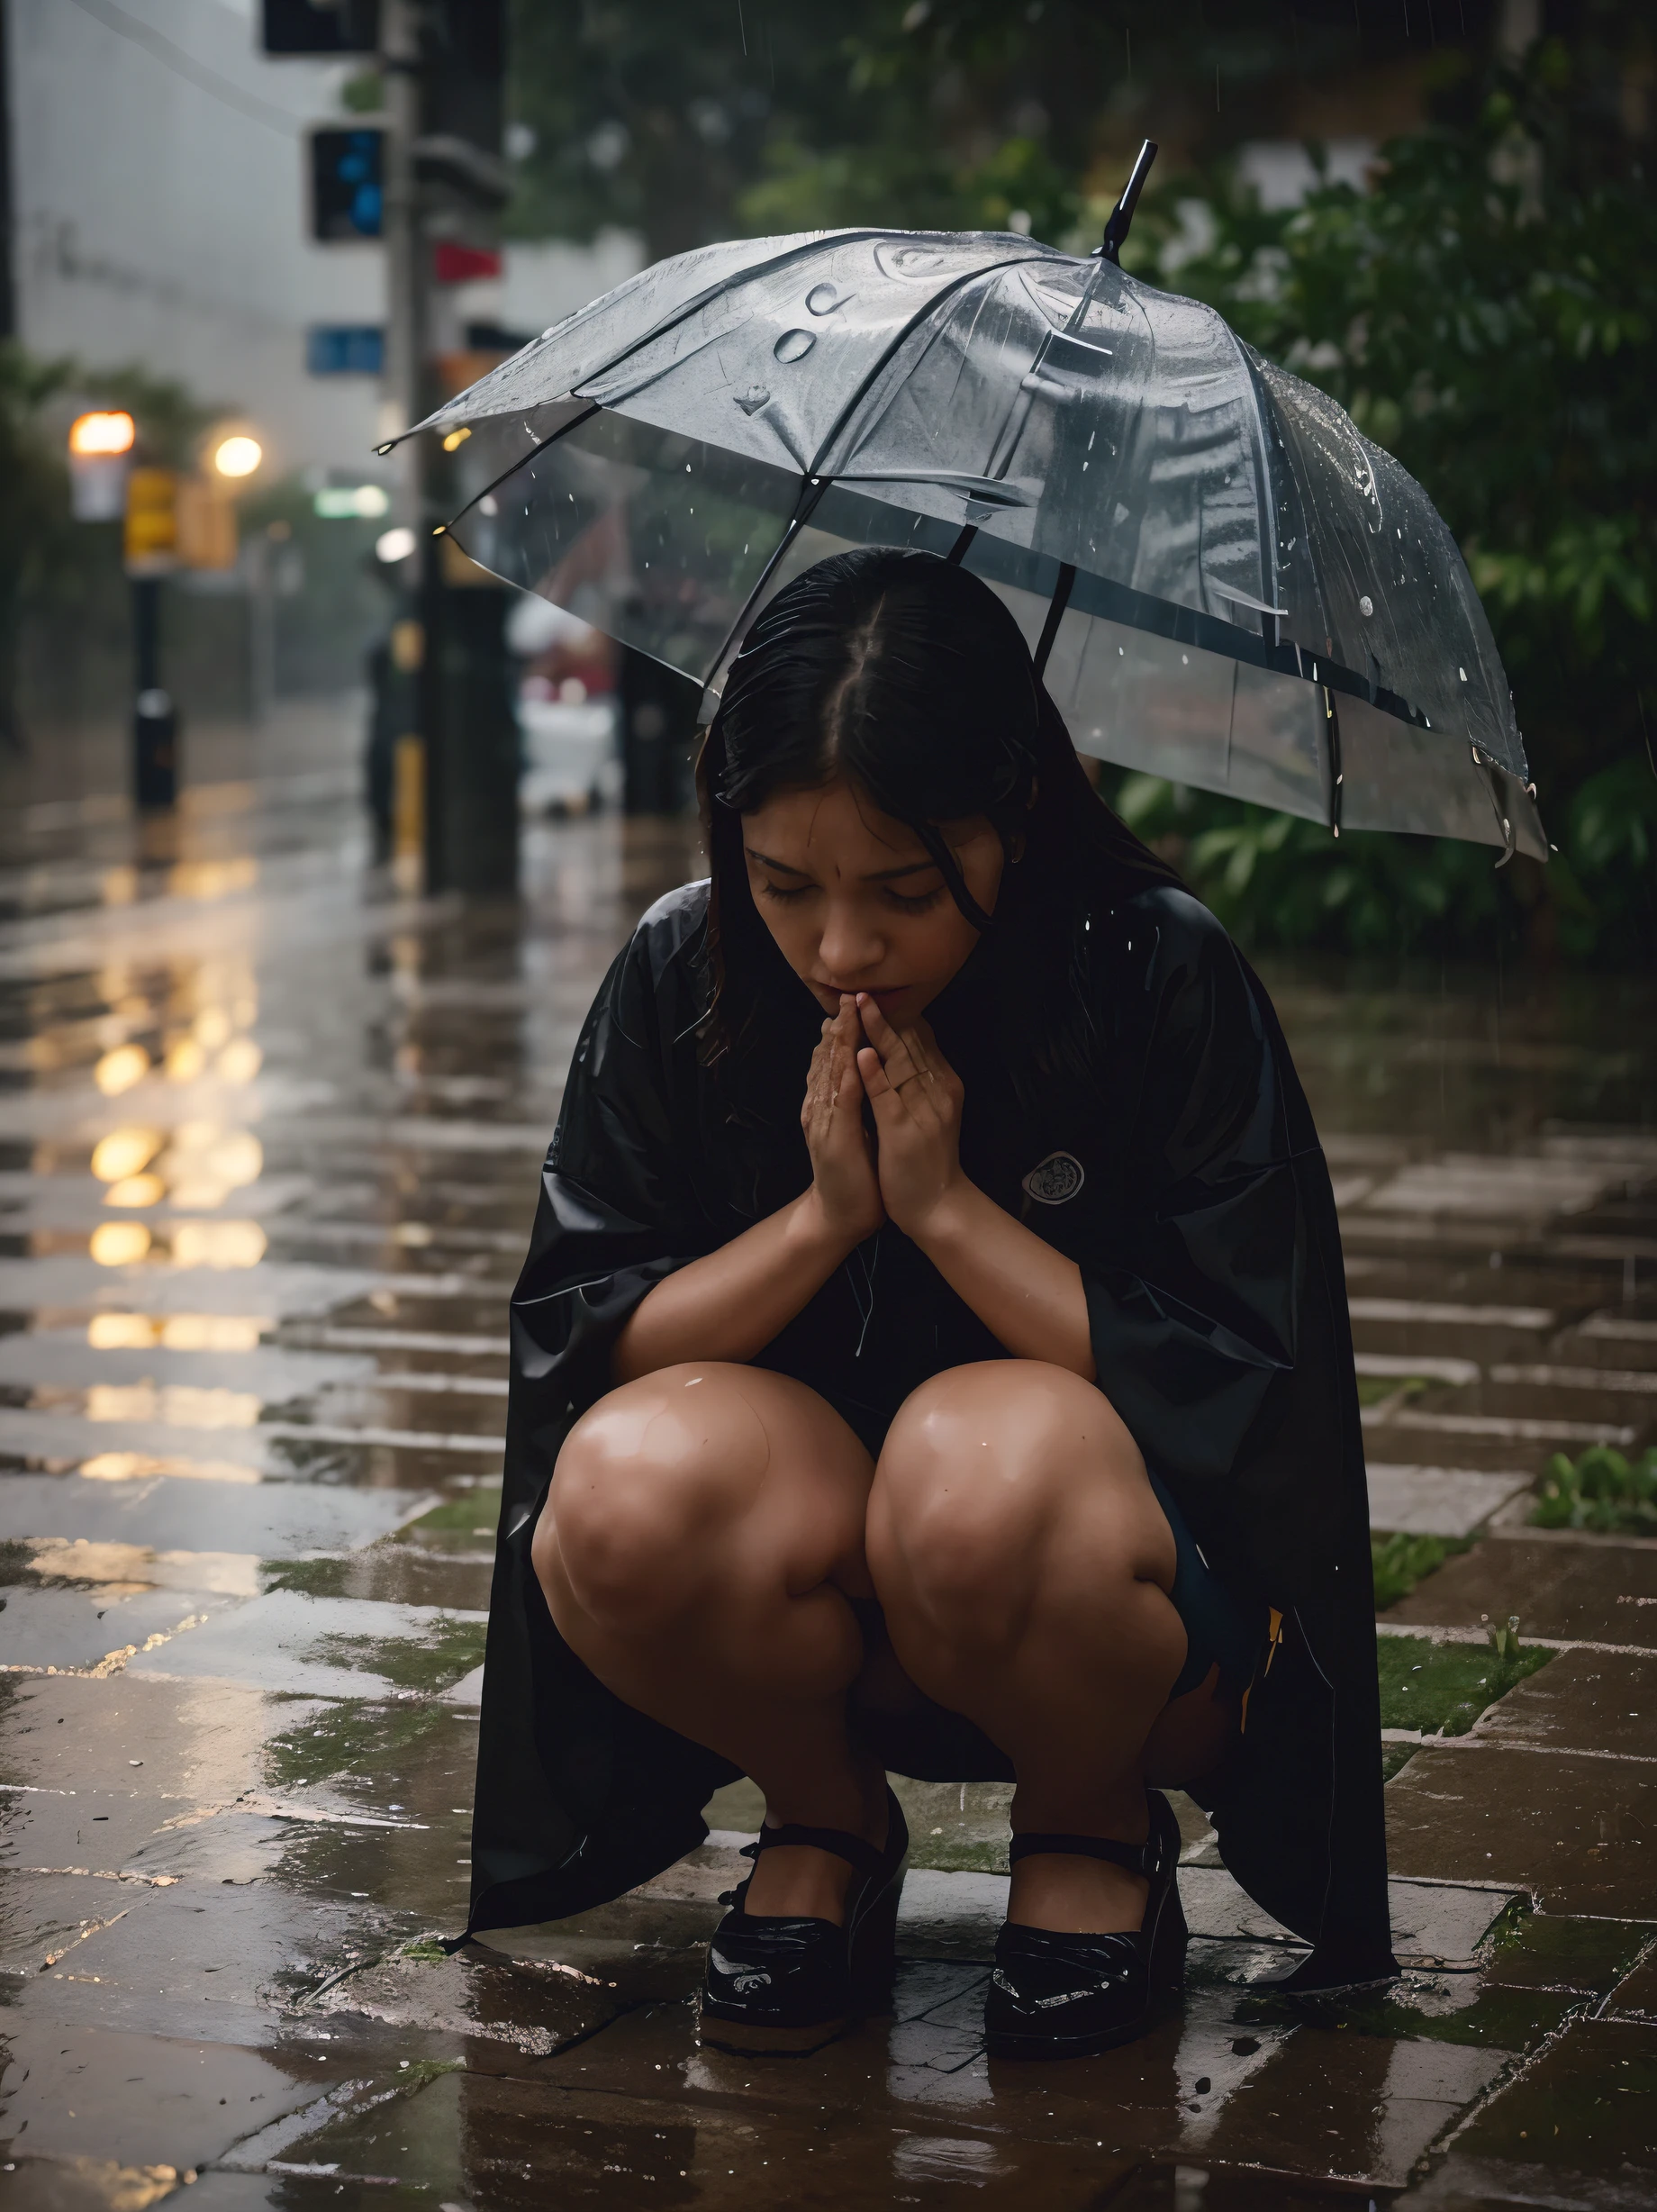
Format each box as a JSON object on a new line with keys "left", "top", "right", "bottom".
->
{"left": 694, "top": 544, "right": 1184, "bottom": 1096}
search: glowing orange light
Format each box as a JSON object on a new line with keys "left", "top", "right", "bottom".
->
{"left": 69, "top": 412, "right": 136, "bottom": 458}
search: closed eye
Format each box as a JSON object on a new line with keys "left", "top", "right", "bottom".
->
{"left": 885, "top": 884, "right": 945, "bottom": 913}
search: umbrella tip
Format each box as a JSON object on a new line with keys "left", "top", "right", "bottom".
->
{"left": 1097, "top": 139, "right": 1158, "bottom": 266}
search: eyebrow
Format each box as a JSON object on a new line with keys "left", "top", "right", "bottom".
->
{"left": 745, "top": 847, "right": 939, "bottom": 884}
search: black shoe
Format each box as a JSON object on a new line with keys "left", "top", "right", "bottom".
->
{"left": 698, "top": 1787, "right": 909, "bottom": 2055}
{"left": 984, "top": 1789, "right": 1187, "bottom": 2060}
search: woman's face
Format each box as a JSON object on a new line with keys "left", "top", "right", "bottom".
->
{"left": 741, "top": 778, "right": 1005, "bottom": 1025}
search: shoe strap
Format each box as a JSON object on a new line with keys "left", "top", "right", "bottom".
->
{"left": 1008, "top": 1828, "right": 1171, "bottom": 1880}
{"left": 742, "top": 1818, "right": 888, "bottom": 1880}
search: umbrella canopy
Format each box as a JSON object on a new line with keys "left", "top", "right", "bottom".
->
{"left": 401, "top": 215, "right": 1544, "bottom": 860}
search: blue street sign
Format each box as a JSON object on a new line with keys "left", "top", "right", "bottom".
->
{"left": 308, "top": 325, "right": 385, "bottom": 376}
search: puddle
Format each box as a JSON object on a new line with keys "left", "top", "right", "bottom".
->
{"left": 0, "top": 757, "right": 1651, "bottom": 2198}
{"left": 125, "top": 1591, "right": 486, "bottom": 1701}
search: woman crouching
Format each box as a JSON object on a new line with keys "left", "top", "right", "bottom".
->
{"left": 470, "top": 546, "right": 1394, "bottom": 2058}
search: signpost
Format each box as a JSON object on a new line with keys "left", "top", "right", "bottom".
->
{"left": 269, "top": 0, "right": 516, "bottom": 894}
{"left": 307, "top": 325, "right": 385, "bottom": 376}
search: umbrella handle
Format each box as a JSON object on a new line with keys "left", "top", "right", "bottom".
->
{"left": 1096, "top": 139, "right": 1159, "bottom": 265}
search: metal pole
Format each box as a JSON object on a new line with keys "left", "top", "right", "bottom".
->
{"left": 380, "top": 0, "right": 424, "bottom": 502}
{"left": 131, "top": 576, "right": 177, "bottom": 810}
{"left": 379, "top": 0, "right": 432, "bottom": 882}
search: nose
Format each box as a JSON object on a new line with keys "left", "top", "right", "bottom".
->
{"left": 815, "top": 894, "right": 884, "bottom": 989}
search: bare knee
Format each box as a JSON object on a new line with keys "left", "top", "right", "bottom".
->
{"left": 534, "top": 1363, "right": 772, "bottom": 1628}
{"left": 867, "top": 1361, "right": 1162, "bottom": 1639}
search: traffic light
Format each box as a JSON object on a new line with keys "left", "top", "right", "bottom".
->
{"left": 262, "top": 0, "right": 378, "bottom": 53}
{"left": 311, "top": 127, "right": 385, "bottom": 240}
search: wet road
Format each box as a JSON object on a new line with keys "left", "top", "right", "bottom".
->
{"left": 0, "top": 719, "right": 1653, "bottom": 2209}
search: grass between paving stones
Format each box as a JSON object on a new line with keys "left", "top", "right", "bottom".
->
{"left": 265, "top": 1555, "right": 357, "bottom": 1597}
{"left": 308, "top": 1614, "right": 485, "bottom": 1694}
{"left": 404, "top": 1486, "right": 503, "bottom": 1538}
{"left": 1372, "top": 1530, "right": 1473, "bottom": 1610}
{"left": 1532, "top": 1445, "right": 1657, "bottom": 1536}
{"left": 1378, "top": 1633, "right": 1553, "bottom": 1736}
{"left": 264, "top": 1695, "right": 457, "bottom": 1793}
{"left": 1356, "top": 1374, "right": 1433, "bottom": 1410}
{"left": 1246, "top": 1972, "right": 1576, "bottom": 2050}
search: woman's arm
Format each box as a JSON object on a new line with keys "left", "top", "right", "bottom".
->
{"left": 853, "top": 995, "right": 1095, "bottom": 1379}
{"left": 907, "top": 1180, "right": 1095, "bottom": 1380}
{"left": 613, "top": 995, "right": 884, "bottom": 1382}
{"left": 612, "top": 1185, "right": 863, "bottom": 1381}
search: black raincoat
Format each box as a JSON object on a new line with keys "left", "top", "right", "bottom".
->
{"left": 470, "top": 874, "right": 1395, "bottom": 1984}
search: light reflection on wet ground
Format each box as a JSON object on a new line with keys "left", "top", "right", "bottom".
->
{"left": 0, "top": 720, "right": 1653, "bottom": 2208}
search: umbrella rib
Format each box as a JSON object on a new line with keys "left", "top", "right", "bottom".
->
{"left": 410, "top": 231, "right": 911, "bottom": 440}
{"left": 1323, "top": 685, "right": 1344, "bottom": 838}
{"left": 1033, "top": 564, "right": 1076, "bottom": 677}
{"left": 806, "top": 249, "right": 1055, "bottom": 484}
{"left": 700, "top": 475, "right": 832, "bottom": 712}
{"left": 440, "top": 404, "right": 602, "bottom": 538}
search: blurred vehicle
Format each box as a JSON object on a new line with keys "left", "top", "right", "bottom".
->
{"left": 506, "top": 592, "right": 621, "bottom": 816}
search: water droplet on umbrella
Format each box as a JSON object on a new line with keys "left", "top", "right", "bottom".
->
{"left": 774, "top": 330, "right": 815, "bottom": 364}
{"left": 734, "top": 386, "right": 771, "bottom": 414}
{"left": 1359, "top": 595, "right": 1374, "bottom": 616}
{"left": 806, "top": 283, "right": 844, "bottom": 315}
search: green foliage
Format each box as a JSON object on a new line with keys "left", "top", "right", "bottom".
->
{"left": 1531, "top": 1444, "right": 1657, "bottom": 1536}
{"left": 1109, "top": 769, "right": 1520, "bottom": 960}
{"left": 503, "top": 3, "right": 1400, "bottom": 260}
{"left": 1148, "top": 41, "right": 1656, "bottom": 804}
{"left": 1377, "top": 1633, "right": 1552, "bottom": 1736}
{"left": 1122, "top": 29, "right": 1657, "bottom": 962}
{"left": 502, "top": 8, "right": 1655, "bottom": 963}
{"left": 1371, "top": 1530, "right": 1471, "bottom": 1612}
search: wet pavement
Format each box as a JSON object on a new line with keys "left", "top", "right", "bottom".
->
{"left": 1, "top": 714, "right": 1654, "bottom": 2208}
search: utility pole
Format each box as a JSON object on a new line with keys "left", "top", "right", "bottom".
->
{"left": 377, "top": 0, "right": 518, "bottom": 899}
{"left": 273, "top": 0, "right": 517, "bottom": 893}
{"left": 377, "top": 0, "right": 435, "bottom": 887}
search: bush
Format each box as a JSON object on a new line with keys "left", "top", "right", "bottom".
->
{"left": 1531, "top": 1445, "right": 1657, "bottom": 1537}
{"left": 1117, "top": 32, "right": 1657, "bottom": 965}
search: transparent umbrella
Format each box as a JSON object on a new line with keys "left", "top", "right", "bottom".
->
{"left": 395, "top": 144, "right": 1544, "bottom": 860}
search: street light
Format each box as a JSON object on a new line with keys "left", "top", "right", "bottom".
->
{"left": 213, "top": 434, "right": 264, "bottom": 479}
{"left": 68, "top": 411, "right": 138, "bottom": 522}
{"left": 69, "top": 411, "right": 136, "bottom": 457}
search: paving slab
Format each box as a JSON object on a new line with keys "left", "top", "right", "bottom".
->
{"left": 1468, "top": 1645, "right": 1657, "bottom": 1760}
{"left": 0, "top": 2019, "right": 367, "bottom": 2174}
{"left": 0, "top": 1473, "right": 437, "bottom": 1560}
{"left": 1387, "top": 1532, "right": 1657, "bottom": 1646}
{"left": 9, "top": 1870, "right": 404, "bottom": 2021}
{"left": 123, "top": 1590, "right": 484, "bottom": 1701}
{"left": 0, "top": 1584, "right": 240, "bottom": 1672}
{"left": 264, "top": 1545, "right": 494, "bottom": 1613}
{"left": 1428, "top": 2017, "right": 1657, "bottom": 2198}
{"left": 1363, "top": 1155, "right": 1620, "bottom": 1220}
{"left": 0, "top": 1332, "right": 371, "bottom": 1399}
{"left": 1603, "top": 1942, "right": 1657, "bottom": 2023}
{"left": 312, "top": 1943, "right": 637, "bottom": 2060}
{"left": 1367, "top": 1464, "right": 1534, "bottom": 1537}
{"left": 240, "top": 2055, "right": 1147, "bottom": 2212}
{"left": 1482, "top": 1909, "right": 1652, "bottom": 2000}
{"left": 1386, "top": 1742, "right": 1657, "bottom": 1917}
{"left": 0, "top": 1671, "right": 325, "bottom": 1800}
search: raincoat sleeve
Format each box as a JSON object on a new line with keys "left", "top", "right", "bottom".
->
{"left": 506, "top": 899, "right": 711, "bottom": 1509}
{"left": 1082, "top": 889, "right": 1300, "bottom": 1495}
